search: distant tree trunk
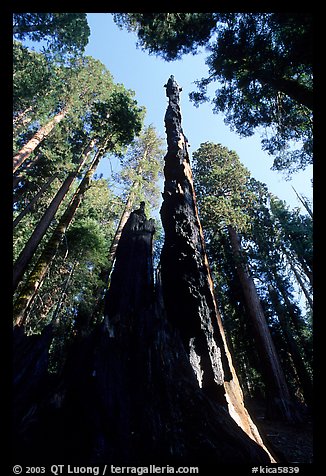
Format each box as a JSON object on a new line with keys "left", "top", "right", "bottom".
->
{"left": 268, "top": 284, "right": 313, "bottom": 407}
{"left": 284, "top": 245, "right": 313, "bottom": 289}
{"left": 227, "top": 224, "right": 298, "bottom": 421}
{"left": 13, "top": 139, "right": 96, "bottom": 292}
{"left": 13, "top": 145, "right": 103, "bottom": 327}
{"left": 51, "top": 259, "right": 78, "bottom": 325}
{"left": 13, "top": 175, "right": 58, "bottom": 229}
{"left": 292, "top": 186, "right": 313, "bottom": 218}
{"left": 288, "top": 259, "right": 313, "bottom": 310}
{"left": 272, "top": 270, "right": 313, "bottom": 368}
{"left": 13, "top": 106, "right": 68, "bottom": 173}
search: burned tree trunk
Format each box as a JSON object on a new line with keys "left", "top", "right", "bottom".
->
{"left": 159, "top": 75, "right": 274, "bottom": 452}
{"left": 57, "top": 202, "right": 272, "bottom": 465}
{"left": 13, "top": 202, "right": 272, "bottom": 465}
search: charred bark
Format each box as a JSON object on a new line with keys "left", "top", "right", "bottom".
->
{"left": 159, "top": 76, "right": 273, "bottom": 457}
{"left": 13, "top": 204, "right": 271, "bottom": 465}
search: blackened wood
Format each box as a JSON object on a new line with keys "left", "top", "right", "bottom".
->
{"left": 160, "top": 75, "right": 274, "bottom": 455}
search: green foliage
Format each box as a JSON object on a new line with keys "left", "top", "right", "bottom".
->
{"left": 65, "top": 218, "right": 108, "bottom": 266}
{"left": 13, "top": 41, "right": 53, "bottom": 114}
{"left": 192, "top": 142, "right": 256, "bottom": 233}
{"left": 13, "top": 13, "right": 90, "bottom": 55}
{"left": 13, "top": 32, "right": 146, "bottom": 344}
{"left": 89, "top": 90, "right": 145, "bottom": 155}
{"left": 115, "top": 125, "right": 164, "bottom": 207}
{"left": 114, "top": 13, "right": 218, "bottom": 60}
{"left": 192, "top": 140, "right": 312, "bottom": 400}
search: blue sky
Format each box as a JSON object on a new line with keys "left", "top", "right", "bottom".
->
{"left": 16, "top": 13, "right": 313, "bottom": 212}
{"left": 85, "top": 13, "right": 313, "bottom": 213}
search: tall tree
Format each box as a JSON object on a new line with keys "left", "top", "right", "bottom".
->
{"left": 227, "top": 224, "right": 298, "bottom": 420}
{"left": 20, "top": 178, "right": 124, "bottom": 339}
{"left": 270, "top": 197, "right": 313, "bottom": 286}
{"left": 159, "top": 76, "right": 275, "bottom": 449}
{"left": 12, "top": 76, "right": 274, "bottom": 466}
{"left": 13, "top": 106, "right": 69, "bottom": 173}
{"left": 13, "top": 84, "right": 145, "bottom": 325}
{"left": 13, "top": 55, "right": 118, "bottom": 173}
{"left": 13, "top": 175, "right": 58, "bottom": 229}
{"left": 13, "top": 146, "right": 105, "bottom": 327}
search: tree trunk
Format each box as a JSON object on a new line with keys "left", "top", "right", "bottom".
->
{"left": 288, "top": 258, "right": 313, "bottom": 310}
{"left": 273, "top": 271, "right": 313, "bottom": 371}
{"left": 13, "top": 107, "right": 68, "bottom": 173}
{"left": 14, "top": 205, "right": 272, "bottom": 465}
{"left": 13, "top": 175, "right": 58, "bottom": 229}
{"left": 227, "top": 224, "right": 299, "bottom": 421}
{"left": 13, "top": 139, "right": 96, "bottom": 292}
{"left": 268, "top": 284, "right": 313, "bottom": 407}
{"left": 51, "top": 259, "right": 78, "bottom": 325}
{"left": 159, "top": 75, "right": 274, "bottom": 456}
{"left": 13, "top": 145, "right": 103, "bottom": 327}
{"left": 12, "top": 81, "right": 275, "bottom": 465}
{"left": 292, "top": 186, "right": 313, "bottom": 218}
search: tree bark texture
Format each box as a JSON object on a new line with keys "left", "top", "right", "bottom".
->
{"left": 13, "top": 107, "right": 68, "bottom": 173}
{"left": 13, "top": 205, "right": 272, "bottom": 465}
{"left": 159, "top": 76, "right": 273, "bottom": 455}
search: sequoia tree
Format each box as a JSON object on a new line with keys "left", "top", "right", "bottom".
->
{"left": 191, "top": 142, "right": 303, "bottom": 420}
